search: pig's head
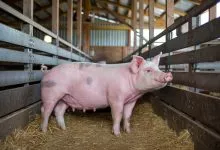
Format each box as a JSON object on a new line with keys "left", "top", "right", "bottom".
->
{"left": 130, "top": 52, "right": 173, "bottom": 92}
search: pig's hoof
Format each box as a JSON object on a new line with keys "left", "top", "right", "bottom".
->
{"left": 112, "top": 130, "right": 121, "bottom": 137}
{"left": 41, "top": 125, "right": 47, "bottom": 133}
{"left": 124, "top": 127, "right": 131, "bottom": 133}
{"left": 60, "top": 125, "right": 66, "bottom": 130}
{"left": 123, "top": 125, "right": 131, "bottom": 133}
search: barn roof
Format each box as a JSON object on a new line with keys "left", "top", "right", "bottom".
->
{"left": 0, "top": 0, "right": 203, "bottom": 29}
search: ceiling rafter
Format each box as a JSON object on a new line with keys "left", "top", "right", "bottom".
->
{"left": 98, "top": 0, "right": 186, "bottom": 16}
{"left": 157, "top": 0, "right": 181, "bottom": 24}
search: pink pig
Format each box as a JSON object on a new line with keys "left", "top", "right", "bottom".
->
{"left": 40, "top": 52, "right": 172, "bottom": 136}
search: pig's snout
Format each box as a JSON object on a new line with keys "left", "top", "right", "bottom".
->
{"left": 164, "top": 72, "right": 173, "bottom": 82}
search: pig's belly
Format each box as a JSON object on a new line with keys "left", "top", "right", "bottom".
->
{"left": 62, "top": 93, "right": 109, "bottom": 110}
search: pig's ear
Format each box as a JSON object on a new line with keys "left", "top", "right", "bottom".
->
{"left": 130, "top": 55, "right": 145, "bottom": 73}
{"left": 152, "top": 52, "right": 162, "bottom": 66}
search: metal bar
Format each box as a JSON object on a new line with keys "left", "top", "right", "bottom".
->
{"left": 172, "top": 72, "right": 220, "bottom": 92}
{"left": 142, "top": 17, "right": 220, "bottom": 58}
{"left": 0, "top": 101, "right": 41, "bottom": 139}
{"left": 122, "top": 0, "right": 219, "bottom": 62}
{"left": 160, "top": 45, "right": 220, "bottom": 65}
{"left": 0, "top": 84, "right": 40, "bottom": 117}
{"left": 0, "top": 71, "right": 43, "bottom": 87}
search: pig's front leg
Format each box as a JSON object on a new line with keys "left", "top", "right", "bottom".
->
{"left": 109, "top": 98, "right": 124, "bottom": 136}
{"left": 123, "top": 101, "right": 136, "bottom": 133}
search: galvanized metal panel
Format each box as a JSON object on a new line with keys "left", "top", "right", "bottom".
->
{"left": 90, "top": 30, "right": 128, "bottom": 46}
{"left": 0, "top": 23, "right": 88, "bottom": 62}
{"left": 0, "top": 48, "right": 59, "bottom": 65}
{"left": 0, "top": 48, "right": 30, "bottom": 63}
{"left": 0, "top": 71, "right": 43, "bottom": 87}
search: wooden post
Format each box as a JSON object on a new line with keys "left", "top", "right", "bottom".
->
{"left": 149, "top": 0, "right": 154, "bottom": 51}
{"left": 52, "top": 0, "right": 59, "bottom": 35}
{"left": 77, "top": 0, "right": 82, "bottom": 49}
{"left": 23, "top": 0, "right": 33, "bottom": 35}
{"left": 83, "top": 24, "right": 90, "bottom": 54}
{"left": 83, "top": 0, "right": 91, "bottom": 54}
{"left": 23, "top": 0, "right": 33, "bottom": 77}
{"left": 52, "top": 0, "right": 59, "bottom": 46}
{"left": 139, "top": 0, "right": 144, "bottom": 47}
{"left": 165, "top": 0, "right": 174, "bottom": 72}
{"left": 67, "top": 0, "right": 73, "bottom": 45}
{"left": 132, "top": 0, "right": 137, "bottom": 50}
{"left": 128, "top": 29, "right": 131, "bottom": 47}
{"left": 166, "top": 0, "right": 174, "bottom": 30}
{"left": 209, "top": 5, "right": 216, "bottom": 21}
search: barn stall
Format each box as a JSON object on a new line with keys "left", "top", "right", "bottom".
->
{"left": 0, "top": 0, "right": 219, "bottom": 149}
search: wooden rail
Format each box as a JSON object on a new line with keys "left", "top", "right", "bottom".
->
{"left": 151, "top": 97, "right": 220, "bottom": 150}
{"left": 0, "top": 1, "right": 91, "bottom": 59}
{"left": 160, "top": 45, "right": 220, "bottom": 65}
{"left": 121, "top": 0, "right": 218, "bottom": 62}
{"left": 154, "top": 86, "right": 220, "bottom": 133}
{"left": 0, "top": 0, "right": 91, "bottom": 140}
{"left": 122, "top": 0, "right": 220, "bottom": 149}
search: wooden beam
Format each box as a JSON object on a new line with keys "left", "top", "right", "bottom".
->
{"left": 22, "top": 0, "right": 33, "bottom": 35}
{"left": 98, "top": 0, "right": 130, "bottom": 10}
{"left": 93, "top": 4, "right": 133, "bottom": 29}
{"left": 172, "top": 72, "right": 220, "bottom": 92}
{"left": 77, "top": 0, "right": 82, "bottom": 49}
{"left": 52, "top": 0, "right": 59, "bottom": 36}
{"left": 122, "top": 0, "right": 218, "bottom": 62}
{"left": 99, "top": 0, "right": 186, "bottom": 16}
{"left": 160, "top": 44, "right": 220, "bottom": 65}
{"left": 149, "top": 0, "right": 154, "bottom": 41}
{"left": 166, "top": 0, "right": 174, "bottom": 28}
{"left": 0, "top": 102, "right": 41, "bottom": 139}
{"left": 139, "top": 0, "right": 144, "bottom": 46}
{"left": 0, "top": 84, "right": 40, "bottom": 117}
{"left": 156, "top": 2, "right": 186, "bottom": 16}
{"left": 188, "top": 0, "right": 202, "bottom": 5}
{"left": 132, "top": 0, "right": 137, "bottom": 49}
{"left": 209, "top": 5, "right": 216, "bottom": 21}
{"left": 83, "top": 0, "right": 91, "bottom": 53}
{"left": 67, "top": 0, "right": 73, "bottom": 44}
{"left": 141, "top": 17, "right": 220, "bottom": 58}
{"left": 151, "top": 95, "right": 220, "bottom": 150}
{"left": 154, "top": 86, "right": 220, "bottom": 134}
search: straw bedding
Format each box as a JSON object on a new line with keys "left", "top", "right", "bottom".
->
{"left": 0, "top": 100, "right": 194, "bottom": 150}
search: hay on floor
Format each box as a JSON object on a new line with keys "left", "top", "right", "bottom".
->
{"left": 0, "top": 101, "right": 194, "bottom": 150}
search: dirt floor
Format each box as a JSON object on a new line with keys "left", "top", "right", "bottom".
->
{"left": 0, "top": 100, "right": 194, "bottom": 150}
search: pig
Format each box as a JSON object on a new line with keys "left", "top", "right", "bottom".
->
{"left": 40, "top": 52, "right": 173, "bottom": 136}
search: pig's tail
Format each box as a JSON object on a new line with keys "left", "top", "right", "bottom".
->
{"left": 41, "top": 64, "right": 48, "bottom": 73}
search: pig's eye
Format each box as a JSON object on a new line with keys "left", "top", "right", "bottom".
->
{"left": 146, "top": 69, "right": 151, "bottom": 73}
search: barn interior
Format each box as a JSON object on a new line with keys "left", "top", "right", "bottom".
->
{"left": 0, "top": 0, "right": 220, "bottom": 150}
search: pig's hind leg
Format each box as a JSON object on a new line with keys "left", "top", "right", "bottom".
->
{"left": 54, "top": 100, "right": 68, "bottom": 130}
{"left": 41, "top": 89, "right": 65, "bottom": 132}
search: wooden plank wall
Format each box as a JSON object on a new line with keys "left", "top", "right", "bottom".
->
{"left": 0, "top": 0, "right": 90, "bottom": 140}
{"left": 91, "top": 46, "right": 130, "bottom": 63}
{"left": 142, "top": 1, "right": 220, "bottom": 149}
